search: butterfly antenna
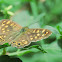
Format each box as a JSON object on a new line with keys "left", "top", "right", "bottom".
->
{"left": 26, "top": 13, "right": 45, "bottom": 27}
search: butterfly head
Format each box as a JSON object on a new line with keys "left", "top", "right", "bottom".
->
{"left": 20, "top": 27, "right": 29, "bottom": 33}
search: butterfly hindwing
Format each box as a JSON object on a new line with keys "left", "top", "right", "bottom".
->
{"left": 10, "top": 33, "right": 31, "bottom": 48}
{"left": 0, "top": 34, "right": 6, "bottom": 45}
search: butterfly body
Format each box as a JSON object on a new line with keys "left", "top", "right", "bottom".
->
{"left": 0, "top": 19, "right": 52, "bottom": 48}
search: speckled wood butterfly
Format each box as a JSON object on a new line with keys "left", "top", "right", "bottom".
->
{"left": 0, "top": 19, "right": 52, "bottom": 48}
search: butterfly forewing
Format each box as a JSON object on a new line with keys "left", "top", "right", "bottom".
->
{"left": 10, "top": 34, "right": 31, "bottom": 48}
{"left": 0, "top": 19, "right": 22, "bottom": 34}
{"left": 28, "top": 29, "right": 52, "bottom": 42}
{"left": 0, "top": 19, "right": 22, "bottom": 45}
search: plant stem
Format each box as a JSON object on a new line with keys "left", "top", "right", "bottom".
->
{"left": 2, "top": 48, "right": 6, "bottom": 55}
{"left": 30, "top": 0, "right": 38, "bottom": 18}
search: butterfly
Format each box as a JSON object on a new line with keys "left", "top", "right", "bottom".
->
{"left": 0, "top": 19, "right": 52, "bottom": 48}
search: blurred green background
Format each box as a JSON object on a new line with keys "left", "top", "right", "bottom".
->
{"left": 0, "top": 0, "right": 62, "bottom": 62}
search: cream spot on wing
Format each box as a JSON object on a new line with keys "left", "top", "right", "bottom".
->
{"left": 36, "top": 30, "right": 40, "bottom": 33}
{"left": 13, "top": 25, "right": 16, "bottom": 27}
{"left": 6, "top": 21, "right": 11, "bottom": 24}
{"left": 37, "top": 33, "right": 40, "bottom": 36}
{"left": 0, "top": 36, "right": 5, "bottom": 41}
{"left": 42, "top": 34, "right": 45, "bottom": 36}
{"left": 0, "top": 27, "right": 1, "bottom": 29}
{"left": 27, "top": 32, "right": 30, "bottom": 34}
{"left": 0, "top": 36, "right": 2, "bottom": 38}
{"left": 4, "top": 35, "right": 6, "bottom": 38}
{"left": 22, "top": 40, "right": 25, "bottom": 41}
{"left": 30, "top": 35, "right": 32, "bottom": 37}
{"left": 2, "top": 31, "right": 5, "bottom": 33}
{"left": 46, "top": 32, "right": 48, "bottom": 34}
{"left": 5, "top": 25, "right": 8, "bottom": 28}
{"left": 30, "top": 38, "right": 33, "bottom": 40}
{"left": 33, "top": 30, "right": 36, "bottom": 33}
{"left": 10, "top": 23, "right": 14, "bottom": 26}
{"left": 2, "top": 23, "right": 5, "bottom": 26}
{"left": 2, "top": 28, "right": 5, "bottom": 30}
{"left": 35, "top": 36, "right": 37, "bottom": 39}
{"left": 42, "top": 29, "right": 45, "bottom": 33}
{"left": 23, "top": 41, "right": 28, "bottom": 44}
{"left": 3, "top": 21, "right": 6, "bottom": 23}
{"left": 7, "top": 30, "right": 9, "bottom": 31}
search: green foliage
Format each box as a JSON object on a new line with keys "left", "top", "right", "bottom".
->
{"left": 0, "top": 0, "right": 62, "bottom": 62}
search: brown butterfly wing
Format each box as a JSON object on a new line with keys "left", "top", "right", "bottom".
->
{"left": 10, "top": 28, "right": 52, "bottom": 48}
{"left": 9, "top": 33, "right": 31, "bottom": 48}
{"left": 0, "top": 19, "right": 22, "bottom": 33}
{"left": 28, "top": 29, "right": 52, "bottom": 42}
{"left": 0, "top": 19, "right": 22, "bottom": 45}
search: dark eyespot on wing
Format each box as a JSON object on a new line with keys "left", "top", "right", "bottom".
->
{"left": 43, "top": 31, "right": 46, "bottom": 34}
{"left": 13, "top": 42, "right": 16, "bottom": 43}
{"left": 18, "top": 43, "right": 20, "bottom": 45}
